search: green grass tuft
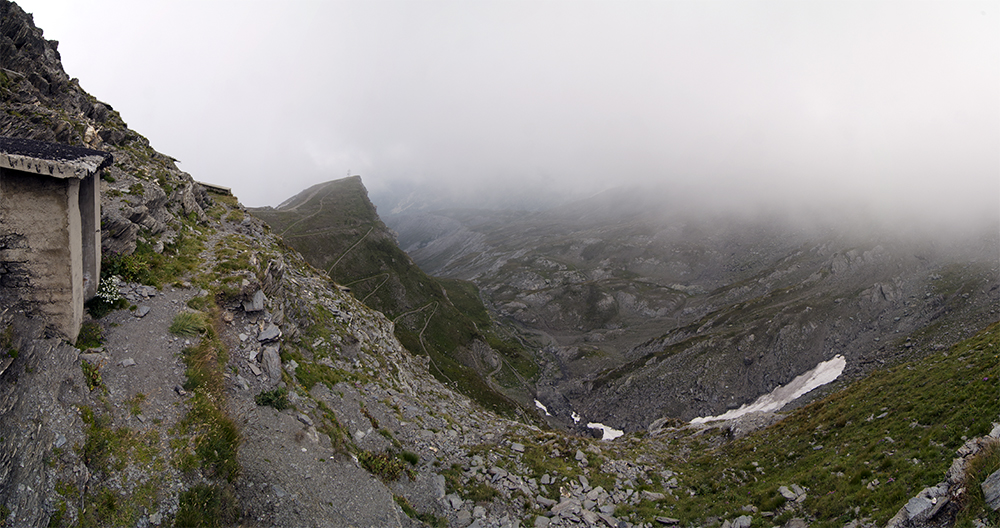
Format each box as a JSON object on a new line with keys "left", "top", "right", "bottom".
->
{"left": 170, "top": 312, "right": 209, "bottom": 337}
{"left": 255, "top": 387, "right": 290, "bottom": 410}
{"left": 175, "top": 484, "right": 239, "bottom": 527}
{"left": 75, "top": 322, "right": 103, "bottom": 350}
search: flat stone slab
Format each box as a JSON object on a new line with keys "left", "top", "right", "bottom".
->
{"left": 258, "top": 323, "right": 281, "bottom": 342}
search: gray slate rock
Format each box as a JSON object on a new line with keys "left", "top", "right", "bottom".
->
{"left": 79, "top": 353, "right": 107, "bottom": 365}
{"left": 244, "top": 289, "right": 267, "bottom": 312}
{"left": 732, "top": 515, "right": 752, "bottom": 528}
{"left": 983, "top": 469, "right": 1000, "bottom": 511}
{"left": 261, "top": 345, "right": 281, "bottom": 386}
{"left": 258, "top": 323, "right": 281, "bottom": 342}
{"left": 134, "top": 305, "right": 151, "bottom": 317}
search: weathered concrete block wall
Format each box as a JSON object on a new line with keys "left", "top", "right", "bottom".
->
{"left": 0, "top": 168, "right": 83, "bottom": 340}
{"left": 80, "top": 172, "right": 99, "bottom": 300}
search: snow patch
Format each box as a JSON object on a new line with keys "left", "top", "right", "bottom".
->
{"left": 534, "top": 399, "right": 551, "bottom": 416}
{"left": 691, "top": 355, "right": 847, "bottom": 425}
{"left": 571, "top": 412, "right": 581, "bottom": 424}
{"left": 587, "top": 422, "right": 625, "bottom": 441}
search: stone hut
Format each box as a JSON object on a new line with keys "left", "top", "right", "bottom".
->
{"left": 0, "top": 137, "right": 111, "bottom": 342}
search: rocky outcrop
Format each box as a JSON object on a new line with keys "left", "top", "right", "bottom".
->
{"left": 886, "top": 422, "right": 1000, "bottom": 528}
{"left": 0, "top": 317, "right": 92, "bottom": 527}
{"left": 1, "top": 0, "right": 210, "bottom": 260}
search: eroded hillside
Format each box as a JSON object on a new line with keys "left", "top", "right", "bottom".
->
{"left": 249, "top": 178, "right": 540, "bottom": 421}
{"left": 385, "top": 195, "right": 999, "bottom": 430}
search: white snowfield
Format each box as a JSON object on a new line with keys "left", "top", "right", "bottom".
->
{"left": 690, "top": 355, "right": 847, "bottom": 425}
{"left": 587, "top": 422, "right": 625, "bottom": 441}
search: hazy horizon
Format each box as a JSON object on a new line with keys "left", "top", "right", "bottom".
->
{"left": 16, "top": 0, "right": 999, "bottom": 232}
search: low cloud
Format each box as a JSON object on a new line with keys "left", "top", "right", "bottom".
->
{"left": 18, "top": 0, "right": 998, "bottom": 234}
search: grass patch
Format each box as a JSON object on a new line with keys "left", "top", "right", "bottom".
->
{"left": 103, "top": 231, "right": 204, "bottom": 290}
{"left": 175, "top": 484, "right": 239, "bottom": 527}
{"left": 662, "top": 322, "right": 999, "bottom": 527}
{"left": 75, "top": 322, "right": 103, "bottom": 350}
{"left": 80, "top": 361, "right": 105, "bottom": 392}
{"left": 172, "top": 308, "right": 241, "bottom": 483}
{"left": 394, "top": 495, "right": 446, "bottom": 527}
{"left": 170, "top": 311, "right": 210, "bottom": 337}
{"left": 127, "top": 393, "right": 146, "bottom": 416}
{"left": 175, "top": 392, "right": 240, "bottom": 482}
{"left": 1, "top": 325, "right": 17, "bottom": 359}
{"left": 358, "top": 450, "right": 416, "bottom": 482}
{"left": 75, "top": 406, "right": 160, "bottom": 478}
{"left": 255, "top": 387, "right": 290, "bottom": 410}
{"left": 313, "top": 400, "right": 348, "bottom": 453}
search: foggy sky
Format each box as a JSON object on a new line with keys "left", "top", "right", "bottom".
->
{"left": 16, "top": 1, "right": 1000, "bottom": 228}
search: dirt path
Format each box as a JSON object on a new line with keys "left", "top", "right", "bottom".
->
{"left": 99, "top": 285, "right": 200, "bottom": 429}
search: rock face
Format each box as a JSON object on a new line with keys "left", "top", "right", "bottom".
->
{"left": 0, "top": 317, "right": 92, "bottom": 528}
{"left": 1, "top": 0, "right": 209, "bottom": 260}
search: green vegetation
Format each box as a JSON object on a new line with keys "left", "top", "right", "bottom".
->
{"left": 174, "top": 484, "right": 239, "bottom": 527}
{"left": 0, "top": 325, "right": 17, "bottom": 360}
{"left": 169, "top": 311, "right": 210, "bottom": 337}
{"left": 69, "top": 407, "right": 165, "bottom": 527}
{"left": 441, "top": 461, "right": 502, "bottom": 503}
{"left": 357, "top": 450, "right": 416, "bottom": 481}
{"left": 394, "top": 495, "right": 447, "bottom": 527}
{"left": 639, "top": 322, "right": 999, "bottom": 527}
{"left": 127, "top": 393, "right": 146, "bottom": 416}
{"left": 80, "top": 361, "right": 105, "bottom": 392}
{"left": 315, "top": 400, "right": 348, "bottom": 453}
{"left": 255, "top": 387, "right": 290, "bottom": 410}
{"left": 75, "top": 322, "right": 103, "bottom": 350}
{"left": 99, "top": 226, "right": 204, "bottom": 291}
{"left": 250, "top": 177, "right": 539, "bottom": 419}
{"left": 86, "top": 276, "right": 128, "bottom": 318}
{"left": 170, "top": 304, "right": 240, "bottom": 484}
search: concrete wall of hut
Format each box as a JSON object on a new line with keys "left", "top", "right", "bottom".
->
{"left": 0, "top": 167, "right": 91, "bottom": 341}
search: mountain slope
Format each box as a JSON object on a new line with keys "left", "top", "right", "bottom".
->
{"left": 249, "top": 177, "right": 540, "bottom": 420}
{"left": 386, "top": 194, "right": 1000, "bottom": 428}
{"left": 2, "top": 2, "right": 998, "bottom": 527}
